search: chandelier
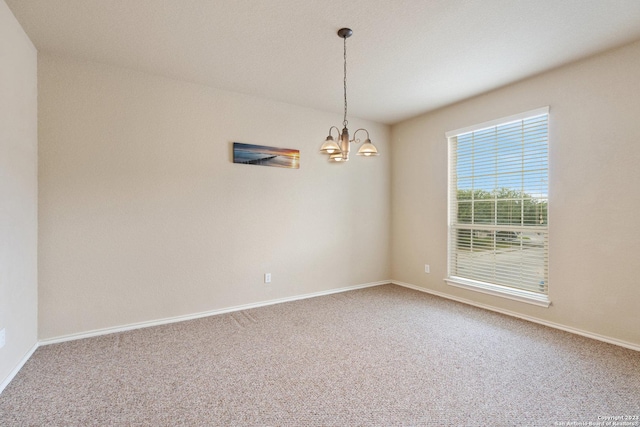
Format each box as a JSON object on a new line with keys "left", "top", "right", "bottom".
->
{"left": 320, "top": 28, "right": 379, "bottom": 162}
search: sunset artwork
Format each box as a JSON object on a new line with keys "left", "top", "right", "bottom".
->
{"left": 233, "top": 142, "right": 300, "bottom": 169}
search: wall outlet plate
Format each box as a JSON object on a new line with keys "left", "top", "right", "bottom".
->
{"left": 0, "top": 328, "right": 5, "bottom": 349}
{"left": 425, "top": 264, "right": 430, "bottom": 273}
{"left": 264, "top": 273, "right": 271, "bottom": 283}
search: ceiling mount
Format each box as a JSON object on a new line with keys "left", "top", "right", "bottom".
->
{"left": 337, "top": 28, "right": 353, "bottom": 39}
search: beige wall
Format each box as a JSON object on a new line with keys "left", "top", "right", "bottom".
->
{"left": 391, "top": 40, "right": 640, "bottom": 346}
{"left": 38, "top": 54, "right": 390, "bottom": 339}
{"left": 0, "top": 0, "right": 38, "bottom": 385}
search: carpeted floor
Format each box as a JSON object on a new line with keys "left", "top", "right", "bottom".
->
{"left": 1, "top": 284, "right": 639, "bottom": 426}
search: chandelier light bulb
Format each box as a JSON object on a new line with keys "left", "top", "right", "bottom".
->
{"left": 320, "top": 136, "right": 341, "bottom": 154}
{"left": 329, "top": 152, "right": 345, "bottom": 162}
{"left": 357, "top": 139, "right": 379, "bottom": 156}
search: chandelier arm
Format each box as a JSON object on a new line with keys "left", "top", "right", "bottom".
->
{"left": 328, "top": 126, "right": 342, "bottom": 138}
{"left": 351, "top": 128, "right": 371, "bottom": 144}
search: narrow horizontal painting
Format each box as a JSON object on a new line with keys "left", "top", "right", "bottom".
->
{"left": 233, "top": 142, "right": 300, "bottom": 169}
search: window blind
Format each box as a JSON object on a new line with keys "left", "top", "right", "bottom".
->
{"left": 447, "top": 108, "right": 549, "bottom": 299}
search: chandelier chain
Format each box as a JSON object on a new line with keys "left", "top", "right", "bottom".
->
{"left": 343, "top": 35, "right": 348, "bottom": 128}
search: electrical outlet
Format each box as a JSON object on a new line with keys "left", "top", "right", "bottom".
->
{"left": 424, "top": 264, "right": 430, "bottom": 273}
{"left": 0, "top": 328, "right": 5, "bottom": 349}
{"left": 264, "top": 273, "right": 271, "bottom": 283}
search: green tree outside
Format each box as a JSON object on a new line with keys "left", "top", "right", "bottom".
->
{"left": 455, "top": 188, "right": 547, "bottom": 249}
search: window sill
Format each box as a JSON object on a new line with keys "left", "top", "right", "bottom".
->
{"left": 445, "top": 277, "right": 551, "bottom": 308}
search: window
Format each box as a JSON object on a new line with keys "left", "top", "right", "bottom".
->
{"left": 446, "top": 107, "right": 549, "bottom": 307}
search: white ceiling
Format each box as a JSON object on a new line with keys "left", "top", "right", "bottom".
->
{"left": 6, "top": 0, "right": 640, "bottom": 124}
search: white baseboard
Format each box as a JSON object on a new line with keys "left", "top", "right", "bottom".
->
{"left": 392, "top": 280, "right": 640, "bottom": 352}
{"left": 0, "top": 343, "right": 39, "bottom": 395}
{"left": 39, "top": 280, "right": 390, "bottom": 346}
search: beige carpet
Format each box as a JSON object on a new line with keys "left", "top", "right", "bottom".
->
{"left": 1, "top": 284, "right": 639, "bottom": 426}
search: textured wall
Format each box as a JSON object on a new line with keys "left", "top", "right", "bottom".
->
{"left": 37, "top": 54, "right": 390, "bottom": 339}
{"left": 391, "top": 40, "right": 640, "bottom": 346}
{"left": 0, "top": 0, "right": 38, "bottom": 385}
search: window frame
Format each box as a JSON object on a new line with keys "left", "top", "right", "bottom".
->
{"left": 445, "top": 107, "right": 550, "bottom": 307}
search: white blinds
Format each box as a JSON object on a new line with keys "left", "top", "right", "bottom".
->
{"left": 447, "top": 108, "right": 549, "bottom": 295}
